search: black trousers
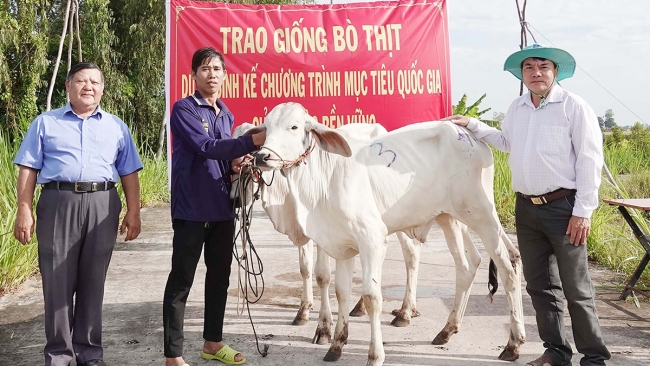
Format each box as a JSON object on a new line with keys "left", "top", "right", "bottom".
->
{"left": 163, "top": 219, "right": 236, "bottom": 358}
{"left": 36, "top": 189, "right": 121, "bottom": 366}
{"left": 515, "top": 194, "right": 610, "bottom": 366}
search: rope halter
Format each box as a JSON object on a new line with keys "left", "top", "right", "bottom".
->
{"left": 256, "top": 137, "right": 316, "bottom": 169}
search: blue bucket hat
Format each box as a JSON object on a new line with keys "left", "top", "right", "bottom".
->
{"left": 503, "top": 43, "right": 576, "bottom": 81}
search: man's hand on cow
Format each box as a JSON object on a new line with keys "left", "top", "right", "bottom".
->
{"left": 252, "top": 131, "right": 266, "bottom": 147}
{"left": 566, "top": 215, "right": 590, "bottom": 246}
{"left": 232, "top": 154, "right": 253, "bottom": 173}
{"left": 441, "top": 114, "right": 470, "bottom": 127}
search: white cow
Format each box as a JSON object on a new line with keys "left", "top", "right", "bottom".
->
{"left": 244, "top": 103, "right": 525, "bottom": 366}
{"left": 232, "top": 123, "right": 428, "bottom": 344}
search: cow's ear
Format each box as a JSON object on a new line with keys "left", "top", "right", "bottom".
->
{"left": 233, "top": 122, "right": 257, "bottom": 138}
{"left": 305, "top": 119, "right": 352, "bottom": 157}
{"left": 242, "top": 124, "right": 266, "bottom": 137}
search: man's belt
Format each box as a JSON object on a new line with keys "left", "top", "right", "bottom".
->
{"left": 42, "top": 181, "right": 116, "bottom": 193}
{"left": 517, "top": 188, "right": 576, "bottom": 205}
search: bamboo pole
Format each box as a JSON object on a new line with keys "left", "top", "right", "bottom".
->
{"left": 74, "top": 0, "right": 83, "bottom": 62}
{"left": 515, "top": 0, "right": 528, "bottom": 96}
{"left": 155, "top": 111, "right": 167, "bottom": 159}
{"left": 46, "top": 0, "right": 72, "bottom": 111}
{"left": 66, "top": 1, "right": 75, "bottom": 103}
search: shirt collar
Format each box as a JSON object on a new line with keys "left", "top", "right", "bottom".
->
{"left": 518, "top": 84, "right": 567, "bottom": 109}
{"left": 192, "top": 90, "right": 231, "bottom": 115}
{"left": 63, "top": 103, "right": 104, "bottom": 119}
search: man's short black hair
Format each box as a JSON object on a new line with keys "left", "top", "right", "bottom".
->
{"left": 67, "top": 62, "right": 104, "bottom": 82}
{"left": 191, "top": 47, "right": 226, "bottom": 73}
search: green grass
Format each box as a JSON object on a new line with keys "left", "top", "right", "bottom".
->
{"left": 492, "top": 149, "right": 516, "bottom": 231}
{"left": 0, "top": 137, "right": 39, "bottom": 294}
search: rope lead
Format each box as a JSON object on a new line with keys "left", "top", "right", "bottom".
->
{"left": 231, "top": 161, "right": 274, "bottom": 357}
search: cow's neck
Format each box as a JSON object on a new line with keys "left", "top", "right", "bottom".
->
{"left": 283, "top": 147, "right": 339, "bottom": 211}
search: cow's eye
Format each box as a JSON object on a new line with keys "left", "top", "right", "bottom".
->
{"left": 291, "top": 126, "right": 298, "bottom": 130}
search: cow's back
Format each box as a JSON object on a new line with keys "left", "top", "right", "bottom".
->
{"left": 352, "top": 121, "right": 495, "bottom": 235}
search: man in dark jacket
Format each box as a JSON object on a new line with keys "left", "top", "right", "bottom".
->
{"left": 163, "top": 47, "right": 265, "bottom": 366}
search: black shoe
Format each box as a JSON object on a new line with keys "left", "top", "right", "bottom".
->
{"left": 78, "top": 360, "right": 107, "bottom": 366}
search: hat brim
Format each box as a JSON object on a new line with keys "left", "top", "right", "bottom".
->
{"left": 503, "top": 47, "right": 576, "bottom": 81}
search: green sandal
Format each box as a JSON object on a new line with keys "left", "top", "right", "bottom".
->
{"left": 201, "top": 345, "right": 246, "bottom": 365}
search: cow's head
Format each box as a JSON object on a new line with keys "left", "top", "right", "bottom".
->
{"left": 245, "top": 102, "right": 352, "bottom": 170}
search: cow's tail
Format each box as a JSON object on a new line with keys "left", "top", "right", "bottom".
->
{"left": 487, "top": 259, "right": 498, "bottom": 303}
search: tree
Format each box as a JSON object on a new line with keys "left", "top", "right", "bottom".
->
{"left": 629, "top": 122, "right": 650, "bottom": 149}
{"left": 599, "top": 109, "right": 616, "bottom": 130}
{"left": 604, "top": 125, "right": 625, "bottom": 147}
{"left": 453, "top": 93, "right": 491, "bottom": 118}
{"left": 0, "top": 0, "right": 50, "bottom": 138}
{"left": 452, "top": 93, "right": 504, "bottom": 128}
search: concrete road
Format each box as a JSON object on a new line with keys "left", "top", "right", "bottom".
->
{"left": 1, "top": 204, "right": 649, "bottom": 366}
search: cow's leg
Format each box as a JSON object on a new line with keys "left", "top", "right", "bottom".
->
{"left": 390, "top": 232, "right": 422, "bottom": 327}
{"left": 293, "top": 239, "right": 314, "bottom": 325}
{"left": 359, "top": 235, "right": 388, "bottom": 366}
{"left": 324, "top": 257, "right": 354, "bottom": 361}
{"left": 431, "top": 214, "right": 481, "bottom": 344}
{"left": 313, "top": 245, "right": 333, "bottom": 345}
{"left": 351, "top": 234, "right": 391, "bottom": 318}
{"left": 465, "top": 212, "right": 525, "bottom": 361}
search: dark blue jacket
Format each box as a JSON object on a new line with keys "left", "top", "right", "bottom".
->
{"left": 170, "top": 91, "right": 256, "bottom": 221}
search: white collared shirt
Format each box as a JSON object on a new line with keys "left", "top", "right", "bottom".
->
{"left": 466, "top": 85, "right": 603, "bottom": 218}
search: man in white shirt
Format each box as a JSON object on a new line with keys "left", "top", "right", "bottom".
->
{"left": 444, "top": 44, "right": 610, "bottom": 366}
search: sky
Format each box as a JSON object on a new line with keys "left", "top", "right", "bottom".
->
{"left": 318, "top": 0, "right": 650, "bottom": 126}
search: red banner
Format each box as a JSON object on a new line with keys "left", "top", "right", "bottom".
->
{"left": 166, "top": 0, "right": 451, "bottom": 131}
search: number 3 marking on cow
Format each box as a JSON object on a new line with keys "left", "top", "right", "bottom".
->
{"left": 370, "top": 142, "right": 397, "bottom": 167}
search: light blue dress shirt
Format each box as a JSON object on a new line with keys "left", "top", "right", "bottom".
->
{"left": 14, "top": 104, "right": 143, "bottom": 184}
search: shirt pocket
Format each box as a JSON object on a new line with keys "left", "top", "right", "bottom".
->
{"left": 538, "top": 125, "right": 570, "bottom": 157}
{"left": 94, "top": 133, "right": 120, "bottom": 164}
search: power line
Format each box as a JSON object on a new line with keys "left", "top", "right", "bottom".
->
{"left": 526, "top": 22, "right": 646, "bottom": 124}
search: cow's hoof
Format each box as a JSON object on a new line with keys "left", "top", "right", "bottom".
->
{"left": 291, "top": 314, "right": 309, "bottom": 326}
{"left": 324, "top": 348, "right": 342, "bottom": 362}
{"left": 431, "top": 331, "right": 451, "bottom": 345}
{"left": 498, "top": 343, "right": 520, "bottom": 361}
{"left": 390, "top": 315, "right": 410, "bottom": 327}
{"left": 312, "top": 328, "right": 332, "bottom": 345}
{"left": 366, "top": 353, "right": 383, "bottom": 366}
{"left": 411, "top": 308, "right": 421, "bottom": 318}
{"left": 349, "top": 299, "right": 366, "bottom": 317}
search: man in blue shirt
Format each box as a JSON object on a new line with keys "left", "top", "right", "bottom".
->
{"left": 13, "top": 62, "right": 143, "bottom": 366}
{"left": 163, "top": 48, "right": 265, "bottom": 366}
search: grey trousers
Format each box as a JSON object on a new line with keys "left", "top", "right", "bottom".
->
{"left": 515, "top": 194, "right": 610, "bottom": 366}
{"left": 36, "top": 188, "right": 121, "bottom": 366}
